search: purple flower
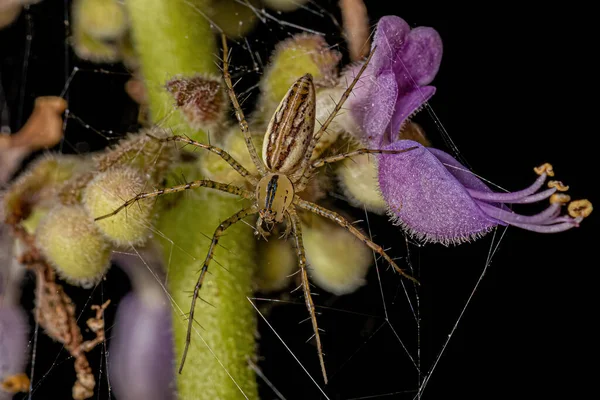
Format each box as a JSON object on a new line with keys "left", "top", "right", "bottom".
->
{"left": 0, "top": 306, "right": 29, "bottom": 398}
{"left": 345, "top": 15, "right": 442, "bottom": 147}
{"left": 343, "top": 16, "right": 592, "bottom": 243}
{"left": 109, "top": 251, "right": 175, "bottom": 400}
{"left": 378, "top": 141, "right": 592, "bottom": 244}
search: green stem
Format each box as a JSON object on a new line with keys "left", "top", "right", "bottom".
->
{"left": 125, "top": 1, "right": 259, "bottom": 399}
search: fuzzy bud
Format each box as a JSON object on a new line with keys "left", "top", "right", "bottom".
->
{"left": 202, "top": 126, "right": 262, "bottom": 186}
{"left": 206, "top": 0, "right": 258, "bottom": 38}
{"left": 255, "top": 236, "right": 296, "bottom": 293}
{"left": 165, "top": 74, "right": 227, "bottom": 133}
{"left": 262, "top": 0, "right": 310, "bottom": 12}
{"left": 83, "top": 166, "right": 153, "bottom": 246}
{"left": 259, "top": 34, "right": 341, "bottom": 117}
{"left": 35, "top": 205, "right": 111, "bottom": 288}
{"left": 303, "top": 213, "right": 371, "bottom": 295}
{"left": 73, "top": 0, "right": 128, "bottom": 41}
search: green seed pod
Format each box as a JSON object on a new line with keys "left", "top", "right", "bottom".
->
{"left": 255, "top": 236, "right": 296, "bottom": 293}
{"left": 36, "top": 205, "right": 112, "bottom": 288}
{"left": 303, "top": 213, "right": 371, "bottom": 295}
{"left": 73, "top": 0, "right": 128, "bottom": 41}
{"left": 83, "top": 166, "right": 153, "bottom": 246}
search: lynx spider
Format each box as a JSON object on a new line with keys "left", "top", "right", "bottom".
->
{"left": 95, "top": 34, "right": 417, "bottom": 384}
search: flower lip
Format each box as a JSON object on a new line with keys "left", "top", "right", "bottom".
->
{"left": 346, "top": 15, "right": 443, "bottom": 147}
{"left": 378, "top": 140, "right": 591, "bottom": 244}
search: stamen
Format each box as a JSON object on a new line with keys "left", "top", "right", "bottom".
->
{"left": 568, "top": 199, "right": 593, "bottom": 218}
{"left": 478, "top": 202, "right": 562, "bottom": 225}
{"left": 510, "top": 188, "right": 556, "bottom": 204}
{"left": 550, "top": 193, "right": 571, "bottom": 204}
{"left": 507, "top": 219, "right": 581, "bottom": 233}
{"left": 467, "top": 173, "right": 547, "bottom": 202}
{"left": 534, "top": 163, "right": 554, "bottom": 177}
{"left": 548, "top": 180, "right": 569, "bottom": 191}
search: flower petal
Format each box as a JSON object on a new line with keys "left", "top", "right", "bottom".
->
{"left": 395, "top": 26, "right": 443, "bottom": 87}
{"left": 349, "top": 68, "right": 398, "bottom": 146}
{"left": 427, "top": 148, "right": 493, "bottom": 193}
{"left": 0, "top": 306, "right": 29, "bottom": 383}
{"left": 388, "top": 86, "right": 435, "bottom": 144}
{"left": 372, "top": 16, "right": 410, "bottom": 72}
{"left": 378, "top": 140, "right": 500, "bottom": 244}
{"left": 109, "top": 294, "right": 175, "bottom": 400}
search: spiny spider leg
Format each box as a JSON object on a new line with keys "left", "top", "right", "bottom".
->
{"left": 180, "top": 205, "right": 259, "bottom": 373}
{"left": 292, "top": 46, "right": 376, "bottom": 185}
{"left": 220, "top": 34, "right": 267, "bottom": 176}
{"left": 288, "top": 207, "right": 328, "bottom": 384}
{"left": 294, "top": 198, "right": 418, "bottom": 284}
{"left": 310, "top": 146, "right": 419, "bottom": 169}
{"left": 93, "top": 180, "right": 252, "bottom": 222}
{"left": 148, "top": 134, "right": 259, "bottom": 185}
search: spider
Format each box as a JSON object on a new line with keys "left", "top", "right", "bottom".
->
{"left": 95, "top": 34, "right": 417, "bottom": 384}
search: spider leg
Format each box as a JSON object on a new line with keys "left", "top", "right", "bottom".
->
{"left": 180, "top": 205, "right": 259, "bottom": 373}
{"left": 294, "top": 198, "right": 418, "bottom": 284}
{"left": 311, "top": 147, "right": 418, "bottom": 169}
{"left": 297, "top": 146, "right": 418, "bottom": 191}
{"left": 288, "top": 207, "right": 328, "bottom": 384}
{"left": 291, "top": 46, "right": 376, "bottom": 183}
{"left": 148, "top": 134, "right": 259, "bottom": 185}
{"left": 220, "top": 34, "right": 267, "bottom": 176}
{"left": 93, "top": 180, "right": 252, "bottom": 221}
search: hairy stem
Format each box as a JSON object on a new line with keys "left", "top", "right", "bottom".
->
{"left": 125, "top": 1, "right": 258, "bottom": 398}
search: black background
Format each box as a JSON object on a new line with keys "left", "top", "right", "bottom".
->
{"left": 1, "top": 1, "right": 597, "bottom": 399}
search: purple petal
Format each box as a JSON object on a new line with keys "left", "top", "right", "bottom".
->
{"left": 0, "top": 306, "right": 29, "bottom": 382}
{"left": 428, "top": 148, "right": 493, "bottom": 193}
{"left": 388, "top": 86, "right": 436, "bottom": 144}
{"left": 109, "top": 293, "right": 175, "bottom": 400}
{"left": 378, "top": 140, "right": 500, "bottom": 244}
{"left": 372, "top": 16, "right": 410, "bottom": 72}
{"left": 395, "top": 27, "right": 443, "bottom": 87}
{"left": 350, "top": 69, "right": 398, "bottom": 146}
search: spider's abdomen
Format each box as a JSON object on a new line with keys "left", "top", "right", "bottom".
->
{"left": 263, "top": 74, "right": 316, "bottom": 174}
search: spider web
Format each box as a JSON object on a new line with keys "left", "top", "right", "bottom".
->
{"left": 1, "top": 1, "right": 594, "bottom": 400}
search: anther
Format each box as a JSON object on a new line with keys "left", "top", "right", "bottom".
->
{"left": 548, "top": 180, "right": 569, "bottom": 192}
{"left": 550, "top": 193, "right": 571, "bottom": 204}
{"left": 568, "top": 199, "right": 593, "bottom": 218}
{"left": 534, "top": 163, "right": 554, "bottom": 177}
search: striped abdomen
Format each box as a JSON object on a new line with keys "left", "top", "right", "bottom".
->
{"left": 262, "top": 74, "right": 316, "bottom": 173}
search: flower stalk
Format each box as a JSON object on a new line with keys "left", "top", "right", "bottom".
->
{"left": 125, "top": 0, "right": 258, "bottom": 398}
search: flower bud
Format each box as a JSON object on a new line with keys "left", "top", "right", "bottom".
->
{"left": 206, "top": 0, "right": 258, "bottom": 38}
{"left": 303, "top": 213, "right": 371, "bottom": 295}
{"left": 0, "top": 306, "right": 30, "bottom": 396}
{"left": 36, "top": 205, "right": 111, "bottom": 288}
{"left": 165, "top": 74, "right": 227, "bottom": 133}
{"left": 83, "top": 166, "right": 153, "bottom": 246}
{"left": 109, "top": 251, "right": 175, "bottom": 400}
{"left": 73, "top": 0, "right": 128, "bottom": 41}
{"left": 255, "top": 236, "right": 296, "bottom": 293}
{"left": 259, "top": 34, "right": 341, "bottom": 118}
{"left": 263, "top": 0, "right": 310, "bottom": 12}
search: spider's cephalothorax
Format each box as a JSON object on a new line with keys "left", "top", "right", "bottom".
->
{"left": 256, "top": 173, "right": 294, "bottom": 224}
{"left": 94, "top": 35, "right": 417, "bottom": 384}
